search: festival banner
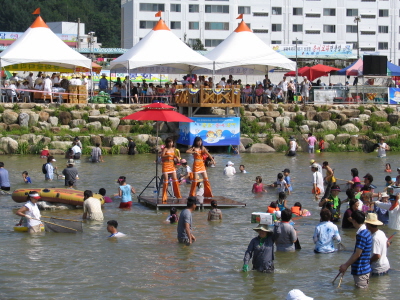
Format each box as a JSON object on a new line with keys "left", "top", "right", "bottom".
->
{"left": 273, "top": 44, "right": 355, "bottom": 59}
{"left": 388, "top": 87, "right": 400, "bottom": 105}
{"left": 177, "top": 117, "right": 240, "bottom": 146}
{"left": 5, "top": 63, "right": 72, "bottom": 73}
{"left": 89, "top": 71, "right": 169, "bottom": 83}
{"left": 0, "top": 31, "right": 76, "bottom": 43}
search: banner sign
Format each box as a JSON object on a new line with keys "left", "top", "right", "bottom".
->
{"left": 5, "top": 63, "right": 72, "bottom": 73}
{"left": 388, "top": 87, "right": 400, "bottom": 105}
{"left": 0, "top": 32, "right": 76, "bottom": 43}
{"left": 273, "top": 44, "right": 355, "bottom": 59}
{"left": 89, "top": 70, "right": 168, "bottom": 83}
{"left": 177, "top": 117, "right": 240, "bottom": 146}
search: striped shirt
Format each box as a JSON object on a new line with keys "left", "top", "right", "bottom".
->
{"left": 351, "top": 226, "right": 372, "bottom": 276}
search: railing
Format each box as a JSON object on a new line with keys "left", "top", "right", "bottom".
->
{"left": 175, "top": 86, "right": 241, "bottom": 107}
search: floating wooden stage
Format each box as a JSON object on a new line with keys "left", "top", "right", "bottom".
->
{"left": 138, "top": 196, "right": 246, "bottom": 210}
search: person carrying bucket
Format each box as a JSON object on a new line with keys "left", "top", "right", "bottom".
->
{"left": 186, "top": 137, "right": 215, "bottom": 198}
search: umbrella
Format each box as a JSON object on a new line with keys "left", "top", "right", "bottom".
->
{"left": 306, "top": 64, "right": 340, "bottom": 81}
{"left": 284, "top": 66, "right": 310, "bottom": 77}
{"left": 122, "top": 103, "right": 194, "bottom": 199}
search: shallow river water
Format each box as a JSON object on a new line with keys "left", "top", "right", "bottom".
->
{"left": 0, "top": 151, "right": 398, "bottom": 300}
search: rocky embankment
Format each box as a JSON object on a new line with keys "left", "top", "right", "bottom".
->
{"left": 0, "top": 103, "right": 398, "bottom": 154}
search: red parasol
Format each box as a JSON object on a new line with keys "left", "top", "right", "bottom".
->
{"left": 122, "top": 103, "right": 193, "bottom": 123}
{"left": 122, "top": 103, "right": 193, "bottom": 200}
{"left": 284, "top": 66, "right": 310, "bottom": 77}
{"left": 304, "top": 64, "right": 340, "bottom": 81}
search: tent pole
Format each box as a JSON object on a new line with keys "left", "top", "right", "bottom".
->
{"left": 155, "top": 121, "right": 159, "bottom": 201}
{"left": 212, "top": 61, "right": 215, "bottom": 89}
{"left": 127, "top": 61, "right": 130, "bottom": 104}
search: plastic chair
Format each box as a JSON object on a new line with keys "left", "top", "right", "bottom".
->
{"left": 6, "top": 90, "right": 18, "bottom": 103}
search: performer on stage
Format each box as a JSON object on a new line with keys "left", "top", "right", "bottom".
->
{"left": 161, "top": 137, "right": 182, "bottom": 202}
{"left": 186, "top": 137, "right": 215, "bottom": 198}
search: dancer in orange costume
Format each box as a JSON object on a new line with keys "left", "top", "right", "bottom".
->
{"left": 186, "top": 136, "right": 216, "bottom": 198}
{"left": 161, "top": 137, "right": 182, "bottom": 202}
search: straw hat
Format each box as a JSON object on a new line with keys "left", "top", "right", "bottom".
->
{"left": 365, "top": 213, "right": 383, "bottom": 226}
{"left": 310, "top": 159, "right": 315, "bottom": 164}
{"left": 75, "top": 74, "right": 81, "bottom": 78}
{"left": 380, "top": 192, "right": 389, "bottom": 198}
{"left": 253, "top": 224, "right": 272, "bottom": 232}
{"left": 42, "top": 146, "right": 48, "bottom": 150}
{"left": 67, "top": 159, "right": 75, "bottom": 165}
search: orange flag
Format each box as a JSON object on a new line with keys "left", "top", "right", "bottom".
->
{"left": 236, "top": 14, "right": 243, "bottom": 20}
{"left": 155, "top": 10, "right": 162, "bottom": 18}
{"left": 32, "top": 8, "right": 41, "bottom": 15}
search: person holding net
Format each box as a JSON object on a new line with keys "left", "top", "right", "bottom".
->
{"left": 16, "top": 191, "right": 42, "bottom": 233}
{"left": 82, "top": 190, "right": 104, "bottom": 221}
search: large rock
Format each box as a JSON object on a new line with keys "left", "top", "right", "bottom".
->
{"left": 102, "top": 126, "right": 112, "bottom": 132}
{"left": 247, "top": 104, "right": 258, "bottom": 112}
{"left": 18, "top": 112, "right": 29, "bottom": 127}
{"left": 19, "top": 134, "right": 43, "bottom": 144}
{"left": 147, "top": 136, "right": 161, "bottom": 146}
{"left": 316, "top": 111, "right": 331, "bottom": 121}
{"left": 306, "top": 110, "right": 317, "bottom": 120}
{"left": 86, "top": 121, "right": 102, "bottom": 131}
{"left": 0, "top": 123, "right": 6, "bottom": 131}
{"left": 299, "top": 125, "right": 310, "bottom": 133}
{"left": 240, "top": 137, "right": 253, "bottom": 148}
{"left": 136, "top": 134, "right": 150, "bottom": 143}
{"left": 265, "top": 111, "right": 280, "bottom": 118}
{"left": 246, "top": 143, "right": 276, "bottom": 153}
{"left": 276, "top": 116, "right": 290, "bottom": 128}
{"left": 243, "top": 111, "right": 252, "bottom": 117}
{"left": 320, "top": 120, "right": 337, "bottom": 131}
{"left": 89, "top": 110, "right": 100, "bottom": 116}
{"left": 48, "top": 116, "right": 59, "bottom": 127}
{"left": 116, "top": 125, "right": 132, "bottom": 133}
{"left": 271, "top": 136, "right": 287, "bottom": 150}
{"left": 70, "top": 119, "right": 86, "bottom": 128}
{"left": 245, "top": 116, "right": 257, "bottom": 122}
{"left": 108, "top": 117, "right": 120, "bottom": 130}
{"left": 335, "top": 133, "right": 351, "bottom": 142}
{"left": 88, "top": 115, "right": 109, "bottom": 123}
{"left": 58, "top": 111, "right": 72, "bottom": 125}
{"left": 324, "top": 134, "right": 335, "bottom": 142}
{"left": 350, "top": 135, "right": 359, "bottom": 147}
{"left": 259, "top": 116, "right": 274, "bottom": 123}
{"left": 358, "top": 114, "right": 370, "bottom": 122}
{"left": 2, "top": 111, "right": 18, "bottom": 125}
{"left": 26, "top": 111, "right": 39, "bottom": 126}
{"left": 8, "top": 124, "right": 20, "bottom": 131}
{"left": 302, "top": 120, "right": 319, "bottom": 127}
{"left": 50, "top": 141, "right": 73, "bottom": 150}
{"left": 211, "top": 108, "right": 225, "bottom": 116}
{"left": 376, "top": 122, "right": 391, "bottom": 128}
{"left": 341, "top": 109, "right": 360, "bottom": 118}
{"left": 90, "top": 135, "right": 102, "bottom": 146}
{"left": 372, "top": 111, "right": 388, "bottom": 119}
{"left": 70, "top": 110, "right": 84, "bottom": 120}
{"left": 111, "top": 136, "right": 128, "bottom": 146}
{"left": 38, "top": 111, "right": 50, "bottom": 122}
{"left": 0, "top": 137, "right": 18, "bottom": 154}
{"left": 341, "top": 123, "right": 360, "bottom": 133}
{"left": 388, "top": 114, "right": 400, "bottom": 125}
{"left": 253, "top": 111, "right": 265, "bottom": 118}
{"left": 101, "top": 136, "right": 113, "bottom": 147}
{"left": 38, "top": 121, "right": 51, "bottom": 130}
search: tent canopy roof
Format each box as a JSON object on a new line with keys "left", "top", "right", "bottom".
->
{"left": 0, "top": 16, "right": 91, "bottom": 69}
{"left": 110, "top": 19, "right": 213, "bottom": 73}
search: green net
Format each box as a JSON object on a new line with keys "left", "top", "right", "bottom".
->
{"left": 44, "top": 217, "right": 83, "bottom": 233}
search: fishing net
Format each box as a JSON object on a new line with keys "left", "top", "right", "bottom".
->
{"left": 44, "top": 217, "right": 83, "bottom": 233}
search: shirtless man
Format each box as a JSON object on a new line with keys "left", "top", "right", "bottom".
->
{"left": 322, "top": 161, "right": 336, "bottom": 200}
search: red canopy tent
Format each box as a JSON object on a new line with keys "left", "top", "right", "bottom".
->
{"left": 284, "top": 65, "right": 340, "bottom": 81}
{"left": 284, "top": 66, "right": 310, "bottom": 77}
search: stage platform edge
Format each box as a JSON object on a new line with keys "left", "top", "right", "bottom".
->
{"left": 138, "top": 196, "right": 246, "bottom": 210}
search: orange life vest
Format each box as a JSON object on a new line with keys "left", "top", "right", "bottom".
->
{"left": 267, "top": 206, "right": 279, "bottom": 214}
{"left": 291, "top": 206, "right": 301, "bottom": 216}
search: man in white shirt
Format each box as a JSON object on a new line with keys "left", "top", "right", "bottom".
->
{"left": 10, "top": 72, "right": 19, "bottom": 82}
{"left": 311, "top": 163, "right": 324, "bottom": 200}
{"left": 310, "top": 159, "right": 323, "bottom": 174}
{"left": 377, "top": 137, "right": 389, "bottom": 158}
{"left": 82, "top": 190, "right": 104, "bottom": 221}
{"left": 365, "top": 213, "right": 390, "bottom": 276}
{"left": 43, "top": 75, "right": 53, "bottom": 102}
{"left": 278, "top": 76, "right": 288, "bottom": 103}
{"left": 71, "top": 142, "right": 82, "bottom": 159}
{"left": 224, "top": 161, "right": 236, "bottom": 176}
{"left": 218, "top": 77, "right": 226, "bottom": 87}
{"left": 25, "top": 72, "right": 34, "bottom": 89}
{"left": 107, "top": 220, "right": 126, "bottom": 238}
{"left": 16, "top": 192, "right": 42, "bottom": 233}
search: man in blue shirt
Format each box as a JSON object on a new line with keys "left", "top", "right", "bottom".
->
{"left": 99, "top": 73, "right": 108, "bottom": 92}
{"left": 0, "top": 162, "right": 10, "bottom": 193}
{"left": 313, "top": 209, "right": 341, "bottom": 253}
{"left": 339, "top": 210, "right": 372, "bottom": 288}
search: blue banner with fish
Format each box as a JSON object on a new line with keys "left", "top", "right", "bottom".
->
{"left": 388, "top": 88, "right": 400, "bottom": 105}
{"left": 177, "top": 117, "right": 240, "bottom": 146}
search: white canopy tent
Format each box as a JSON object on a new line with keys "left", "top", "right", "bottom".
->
{"left": 110, "top": 18, "right": 213, "bottom": 74}
{"left": 0, "top": 16, "right": 91, "bottom": 70}
{"left": 195, "top": 21, "right": 296, "bottom": 75}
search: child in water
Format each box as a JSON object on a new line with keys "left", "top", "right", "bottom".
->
{"left": 267, "top": 201, "right": 279, "bottom": 213}
{"left": 271, "top": 173, "right": 291, "bottom": 195}
{"left": 239, "top": 165, "right": 247, "bottom": 173}
{"left": 252, "top": 176, "right": 267, "bottom": 193}
{"left": 22, "top": 171, "right": 31, "bottom": 184}
{"left": 208, "top": 200, "right": 222, "bottom": 221}
{"left": 385, "top": 163, "right": 392, "bottom": 173}
{"left": 276, "top": 192, "right": 288, "bottom": 211}
{"left": 166, "top": 207, "right": 179, "bottom": 224}
{"left": 291, "top": 202, "right": 303, "bottom": 216}
{"left": 115, "top": 176, "right": 136, "bottom": 209}
{"left": 99, "top": 188, "right": 112, "bottom": 203}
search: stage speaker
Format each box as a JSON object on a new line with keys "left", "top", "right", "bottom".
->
{"left": 363, "top": 55, "right": 387, "bottom": 75}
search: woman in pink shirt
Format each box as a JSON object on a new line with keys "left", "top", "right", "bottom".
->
{"left": 242, "top": 84, "right": 253, "bottom": 104}
{"left": 252, "top": 176, "right": 267, "bottom": 193}
{"left": 304, "top": 133, "right": 317, "bottom": 153}
{"left": 255, "top": 84, "right": 264, "bottom": 104}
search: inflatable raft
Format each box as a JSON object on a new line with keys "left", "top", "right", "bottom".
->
{"left": 14, "top": 224, "right": 45, "bottom": 232}
{"left": 12, "top": 188, "right": 104, "bottom": 206}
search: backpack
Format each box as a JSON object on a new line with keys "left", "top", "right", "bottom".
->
{"left": 42, "top": 163, "right": 48, "bottom": 174}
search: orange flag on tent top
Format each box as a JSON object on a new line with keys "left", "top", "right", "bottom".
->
{"left": 155, "top": 10, "right": 162, "bottom": 18}
{"left": 32, "top": 8, "right": 41, "bottom": 15}
{"left": 236, "top": 14, "right": 243, "bottom": 20}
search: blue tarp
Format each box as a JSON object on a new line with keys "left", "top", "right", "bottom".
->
{"left": 387, "top": 62, "right": 400, "bottom": 76}
{"left": 336, "top": 60, "right": 359, "bottom": 75}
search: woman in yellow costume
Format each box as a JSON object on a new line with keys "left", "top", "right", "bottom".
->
{"left": 186, "top": 136, "right": 215, "bottom": 198}
{"left": 161, "top": 137, "right": 182, "bottom": 202}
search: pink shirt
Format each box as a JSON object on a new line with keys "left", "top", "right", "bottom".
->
{"left": 307, "top": 136, "right": 317, "bottom": 146}
{"left": 253, "top": 183, "right": 264, "bottom": 193}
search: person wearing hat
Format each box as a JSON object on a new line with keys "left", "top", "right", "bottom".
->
{"left": 127, "top": 137, "right": 136, "bottom": 155}
{"left": 62, "top": 159, "right": 79, "bottom": 187}
{"left": 177, "top": 196, "right": 198, "bottom": 245}
{"left": 40, "top": 146, "right": 50, "bottom": 158}
{"left": 223, "top": 161, "right": 236, "bottom": 176}
{"left": 99, "top": 73, "right": 108, "bottom": 92}
{"left": 309, "top": 159, "right": 322, "bottom": 174}
{"left": 286, "top": 136, "right": 298, "bottom": 156}
{"left": 365, "top": 213, "right": 390, "bottom": 276}
{"left": 311, "top": 163, "right": 324, "bottom": 200}
{"left": 10, "top": 72, "right": 19, "bottom": 82}
{"left": 373, "top": 192, "right": 389, "bottom": 225}
{"left": 377, "top": 137, "right": 389, "bottom": 158}
{"left": 243, "top": 224, "right": 274, "bottom": 273}
{"left": 300, "top": 76, "right": 311, "bottom": 102}
{"left": 286, "top": 289, "right": 313, "bottom": 300}
{"left": 16, "top": 192, "right": 43, "bottom": 233}
{"left": 74, "top": 74, "right": 82, "bottom": 85}
{"left": 375, "top": 193, "right": 400, "bottom": 230}
{"left": 44, "top": 156, "right": 57, "bottom": 181}
{"left": 319, "top": 184, "right": 341, "bottom": 222}
{"left": 339, "top": 210, "right": 372, "bottom": 289}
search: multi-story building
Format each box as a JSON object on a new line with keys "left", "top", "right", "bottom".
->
{"left": 121, "top": 0, "right": 400, "bottom": 64}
